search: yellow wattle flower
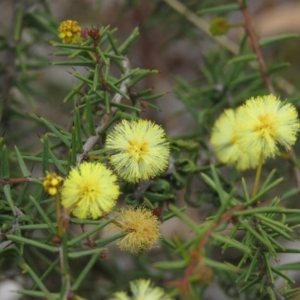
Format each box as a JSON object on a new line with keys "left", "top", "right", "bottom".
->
{"left": 235, "top": 95, "right": 300, "bottom": 158}
{"left": 105, "top": 119, "right": 170, "bottom": 183}
{"left": 58, "top": 20, "right": 81, "bottom": 44}
{"left": 107, "top": 207, "right": 161, "bottom": 253}
{"left": 110, "top": 279, "right": 172, "bottom": 300}
{"left": 210, "top": 109, "right": 260, "bottom": 170}
{"left": 61, "top": 162, "right": 119, "bottom": 219}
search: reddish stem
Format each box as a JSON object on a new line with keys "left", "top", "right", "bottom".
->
{"left": 239, "top": 1, "right": 275, "bottom": 95}
{"left": 239, "top": 1, "right": 300, "bottom": 195}
{"left": 173, "top": 205, "right": 245, "bottom": 296}
{"left": 0, "top": 177, "right": 32, "bottom": 185}
{"left": 287, "top": 149, "right": 300, "bottom": 192}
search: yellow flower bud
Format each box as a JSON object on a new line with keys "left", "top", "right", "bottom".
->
{"left": 210, "top": 17, "right": 230, "bottom": 36}
{"left": 58, "top": 20, "right": 81, "bottom": 44}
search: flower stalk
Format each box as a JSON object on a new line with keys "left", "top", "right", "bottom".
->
{"left": 55, "top": 194, "right": 63, "bottom": 238}
{"left": 251, "top": 153, "right": 264, "bottom": 198}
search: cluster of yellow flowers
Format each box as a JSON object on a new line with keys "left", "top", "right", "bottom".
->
{"left": 210, "top": 95, "right": 300, "bottom": 170}
{"left": 43, "top": 172, "right": 63, "bottom": 196}
{"left": 58, "top": 20, "right": 81, "bottom": 44}
{"left": 111, "top": 279, "right": 172, "bottom": 300}
{"left": 107, "top": 206, "right": 161, "bottom": 253}
{"left": 55, "top": 21, "right": 170, "bottom": 253}
{"left": 43, "top": 112, "right": 169, "bottom": 252}
{"left": 59, "top": 119, "right": 169, "bottom": 218}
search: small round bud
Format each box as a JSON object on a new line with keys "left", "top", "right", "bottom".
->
{"left": 43, "top": 172, "right": 63, "bottom": 196}
{"left": 1, "top": 223, "right": 12, "bottom": 233}
{"left": 58, "top": 20, "right": 81, "bottom": 44}
{"left": 210, "top": 17, "right": 230, "bottom": 36}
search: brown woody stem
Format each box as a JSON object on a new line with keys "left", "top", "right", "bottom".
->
{"left": 239, "top": 1, "right": 275, "bottom": 95}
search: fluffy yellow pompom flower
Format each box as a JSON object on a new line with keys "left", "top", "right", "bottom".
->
{"left": 108, "top": 207, "right": 160, "bottom": 253}
{"left": 235, "top": 95, "right": 300, "bottom": 158}
{"left": 43, "top": 172, "right": 63, "bottom": 196}
{"left": 61, "top": 162, "right": 119, "bottom": 219}
{"left": 105, "top": 119, "right": 170, "bottom": 183}
{"left": 110, "top": 279, "right": 172, "bottom": 300}
{"left": 210, "top": 109, "right": 260, "bottom": 170}
{"left": 58, "top": 20, "right": 81, "bottom": 44}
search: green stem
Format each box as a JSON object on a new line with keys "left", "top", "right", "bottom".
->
{"left": 251, "top": 153, "right": 264, "bottom": 198}
{"left": 102, "top": 215, "right": 125, "bottom": 230}
{"left": 55, "top": 194, "right": 63, "bottom": 238}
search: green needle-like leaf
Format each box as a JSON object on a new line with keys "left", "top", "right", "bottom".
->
{"left": 6, "top": 235, "right": 58, "bottom": 252}
{"left": 0, "top": 145, "right": 9, "bottom": 179}
{"left": 68, "top": 219, "right": 112, "bottom": 247}
{"left": 29, "top": 196, "right": 56, "bottom": 235}
{"left": 39, "top": 117, "right": 70, "bottom": 147}
{"left": 14, "top": 146, "right": 31, "bottom": 177}
{"left": 260, "top": 33, "right": 299, "bottom": 47}
{"left": 152, "top": 259, "right": 187, "bottom": 270}
{"left": 3, "top": 185, "right": 16, "bottom": 215}
{"left": 71, "top": 249, "right": 103, "bottom": 291}
{"left": 22, "top": 263, "right": 55, "bottom": 300}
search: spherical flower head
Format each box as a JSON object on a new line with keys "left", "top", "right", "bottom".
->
{"left": 129, "top": 279, "right": 172, "bottom": 300}
{"left": 235, "top": 95, "right": 300, "bottom": 158}
{"left": 105, "top": 119, "right": 170, "bottom": 183}
{"left": 107, "top": 207, "right": 161, "bottom": 253}
{"left": 58, "top": 20, "right": 81, "bottom": 44}
{"left": 210, "top": 109, "right": 260, "bottom": 170}
{"left": 110, "top": 292, "right": 130, "bottom": 300}
{"left": 110, "top": 279, "right": 172, "bottom": 300}
{"left": 210, "top": 17, "right": 230, "bottom": 36}
{"left": 43, "top": 172, "right": 63, "bottom": 196}
{"left": 61, "top": 162, "right": 119, "bottom": 219}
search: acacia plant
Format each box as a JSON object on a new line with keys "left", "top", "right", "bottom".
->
{"left": 1, "top": 1, "right": 300, "bottom": 300}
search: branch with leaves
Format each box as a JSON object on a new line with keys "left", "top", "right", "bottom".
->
{"left": 1, "top": 1, "right": 300, "bottom": 300}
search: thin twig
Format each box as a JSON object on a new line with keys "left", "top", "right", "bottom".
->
{"left": 58, "top": 245, "right": 71, "bottom": 299}
{"left": 251, "top": 153, "right": 264, "bottom": 198}
{"left": 169, "top": 205, "right": 245, "bottom": 295}
{"left": 76, "top": 58, "right": 131, "bottom": 165}
{"left": 238, "top": 1, "right": 300, "bottom": 194}
{"left": 0, "top": 177, "right": 33, "bottom": 185}
{"left": 163, "top": 0, "right": 239, "bottom": 54}
{"left": 0, "top": 206, "right": 25, "bottom": 249}
{"left": 163, "top": 0, "right": 297, "bottom": 95}
{"left": 238, "top": 1, "right": 275, "bottom": 94}
{"left": 239, "top": 3, "right": 290, "bottom": 299}
{"left": 80, "top": 224, "right": 96, "bottom": 248}
{"left": 133, "top": 180, "right": 153, "bottom": 200}
{"left": 287, "top": 149, "right": 300, "bottom": 192}
{"left": 196, "top": 205, "right": 245, "bottom": 252}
